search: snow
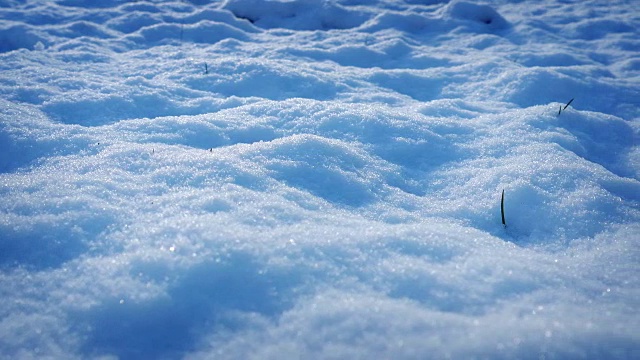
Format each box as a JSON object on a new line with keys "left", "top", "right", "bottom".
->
{"left": 0, "top": 0, "right": 639, "bottom": 358}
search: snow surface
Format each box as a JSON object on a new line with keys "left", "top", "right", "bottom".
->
{"left": 1, "top": 0, "right": 639, "bottom": 358}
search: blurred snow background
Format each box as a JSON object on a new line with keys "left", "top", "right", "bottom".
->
{"left": 0, "top": 0, "right": 638, "bottom": 358}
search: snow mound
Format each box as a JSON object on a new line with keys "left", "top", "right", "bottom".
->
{"left": 221, "top": 0, "right": 370, "bottom": 30}
{"left": 444, "top": 0, "right": 510, "bottom": 32}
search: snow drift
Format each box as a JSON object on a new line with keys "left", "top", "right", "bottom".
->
{"left": 1, "top": 0, "right": 639, "bottom": 359}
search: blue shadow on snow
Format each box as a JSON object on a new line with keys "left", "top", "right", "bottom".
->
{"left": 79, "top": 252, "right": 298, "bottom": 360}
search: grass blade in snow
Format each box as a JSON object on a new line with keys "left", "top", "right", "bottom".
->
{"left": 563, "top": 98, "right": 574, "bottom": 110}
{"left": 501, "top": 189, "right": 506, "bottom": 227}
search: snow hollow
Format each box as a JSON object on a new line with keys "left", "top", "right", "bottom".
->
{"left": 1, "top": 0, "right": 639, "bottom": 359}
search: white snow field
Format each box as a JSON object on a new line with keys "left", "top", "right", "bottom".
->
{"left": 1, "top": 0, "right": 639, "bottom": 358}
